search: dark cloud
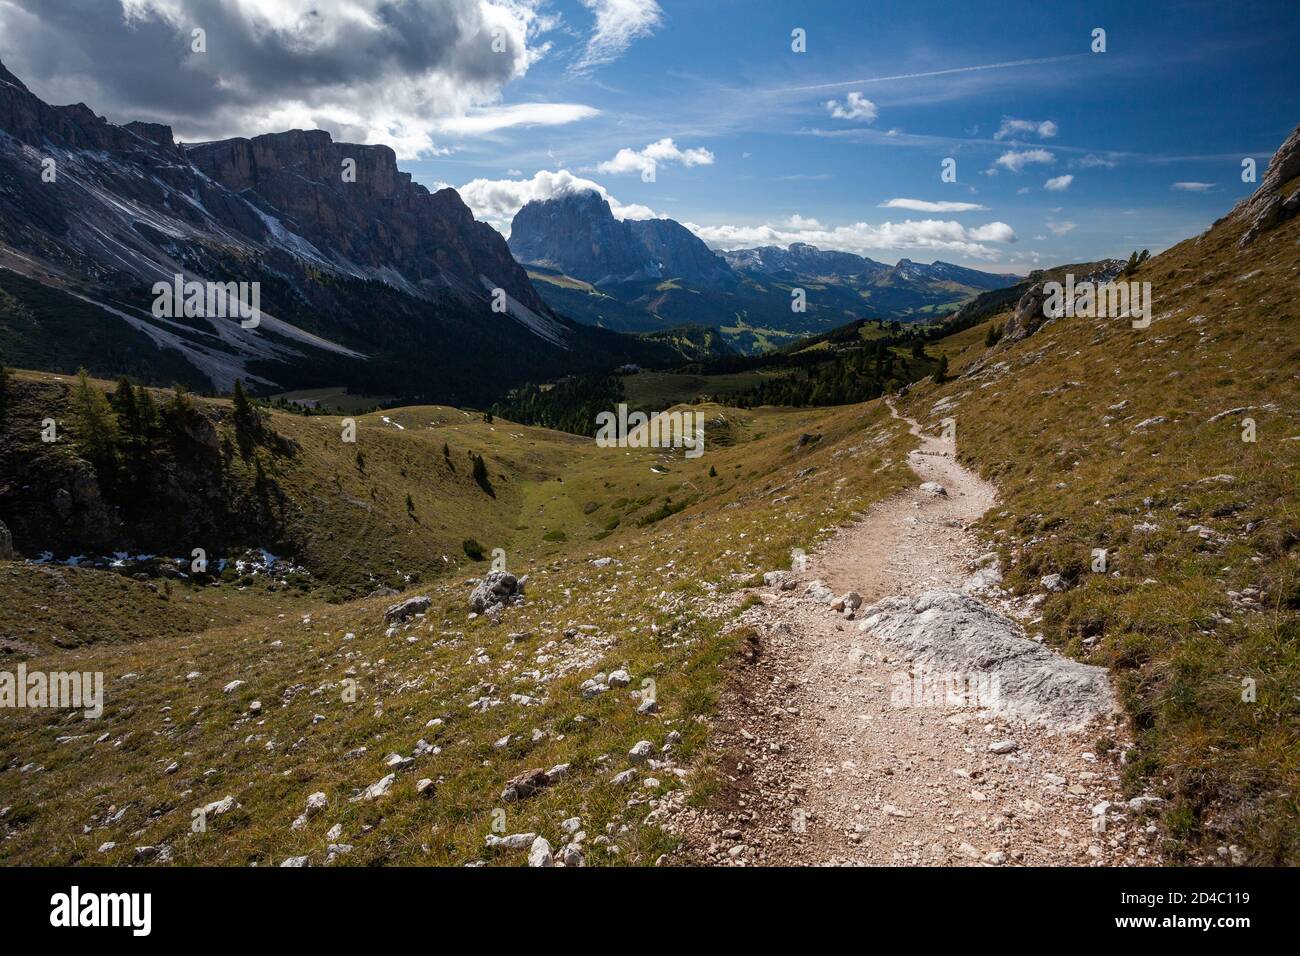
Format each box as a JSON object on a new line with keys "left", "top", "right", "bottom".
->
{"left": 0, "top": 0, "right": 543, "bottom": 153}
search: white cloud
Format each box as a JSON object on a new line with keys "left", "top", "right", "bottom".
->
{"left": 1172, "top": 181, "right": 1214, "bottom": 191}
{"left": 879, "top": 199, "right": 987, "bottom": 213}
{"left": 572, "top": 0, "right": 663, "bottom": 72}
{"left": 993, "top": 149, "right": 1055, "bottom": 174}
{"left": 1073, "top": 153, "right": 1117, "bottom": 169}
{"left": 437, "top": 102, "right": 599, "bottom": 135}
{"left": 594, "top": 138, "right": 714, "bottom": 178}
{"left": 784, "top": 214, "right": 823, "bottom": 229}
{"left": 1044, "top": 174, "right": 1074, "bottom": 192}
{"left": 994, "top": 117, "right": 1058, "bottom": 140}
{"left": 456, "top": 169, "right": 657, "bottom": 234}
{"left": 825, "top": 91, "right": 877, "bottom": 122}
{"left": 685, "top": 217, "right": 1017, "bottom": 262}
{"left": 1046, "top": 221, "right": 1077, "bottom": 235}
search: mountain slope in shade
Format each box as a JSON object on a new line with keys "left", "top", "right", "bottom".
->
{"left": 0, "top": 60, "right": 671, "bottom": 400}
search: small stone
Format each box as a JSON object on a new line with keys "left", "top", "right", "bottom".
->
{"left": 528, "top": 836, "right": 554, "bottom": 867}
{"left": 353, "top": 773, "right": 395, "bottom": 802}
{"left": 560, "top": 843, "right": 585, "bottom": 867}
{"left": 628, "top": 740, "right": 654, "bottom": 763}
{"left": 485, "top": 832, "right": 535, "bottom": 851}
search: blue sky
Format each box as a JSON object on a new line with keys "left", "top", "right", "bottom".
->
{"left": 2, "top": 0, "right": 1296, "bottom": 273}
{"left": 406, "top": 0, "right": 1300, "bottom": 272}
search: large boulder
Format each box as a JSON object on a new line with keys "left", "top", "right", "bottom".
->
{"left": 857, "top": 589, "right": 1116, "bottom": 730}
{"left": 383, "top": 595, "right": 431, "bottom": 625}
{"left": 469, "top": 571, "right": 524, "bottom": 614}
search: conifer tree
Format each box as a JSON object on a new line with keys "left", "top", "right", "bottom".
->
{"left": 70, "top": 368, "right": 119, "bottom": 475}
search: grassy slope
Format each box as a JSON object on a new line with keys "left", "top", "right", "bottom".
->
{"left": 902, "top": 188, "right": 1300, "bottom": 863}
{"left": 0, "top": 393, "right": 917, "bottom": 865}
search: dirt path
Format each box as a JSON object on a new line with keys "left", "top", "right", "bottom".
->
{"left": 672, "top": 402, "right": 1160, "bottom": 866}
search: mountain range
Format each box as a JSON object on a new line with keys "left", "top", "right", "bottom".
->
{"left": 0, "top": 60, "right": 676, "bottom": 405}
{"left": 0, "top": 56, "right": 1021, "bottom": 398}
{"left": 508, "top": 190, "right": 1021, "bottom": 352}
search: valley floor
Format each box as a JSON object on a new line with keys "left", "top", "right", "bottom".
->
{"left": 668, "top": 403, "right": 1164, "bottom": 865}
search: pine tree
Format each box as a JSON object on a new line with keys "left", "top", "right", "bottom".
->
{"left": 110, "top": 378, "right": 156, "bottom": 489}
{"left": 69, "top": 368, "right": 120, "bottom": 476}
{"left": 935, "top": 354, "right": 950, "bottom": 383}
{"left": 0, "top": 362, "right": 9, "bottom": 424}
{"left": 231, "top": 379, "right": 261, "bottom": 457}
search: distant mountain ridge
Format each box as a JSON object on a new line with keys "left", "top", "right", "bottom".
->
{"left": 507, "top": 192, "right": 1022, "bottom": 353}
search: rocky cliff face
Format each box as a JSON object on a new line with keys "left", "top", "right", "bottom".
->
{"left": 508, "top": 190, "right": 734, "bottom": 286}
{"left": 625, "top": 217, "right": 735, "bottom": 285}
{"left": 508, "top": 190, "right": 661, "bottom": 284}
{"left": 187, "top": 131, "right": 545, "bottom": 311}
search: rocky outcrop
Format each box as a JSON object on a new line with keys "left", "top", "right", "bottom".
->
{"left": 1235, "top": 122, "right": 1300, "bottom": 247}
{"left": 0, "top": 518, "right": 13, "bottom": 559}
{"left": 1000, "top": 282, "right": 1047, "bottom": 343}
{"left": 858, "top": 589, "right": 1117, "bottom": 730}
{"left": 383, "top": 595, "right": 431, "bottom": 625}
{"left": 468, "top": 571, "right": 525, "bottom": 614}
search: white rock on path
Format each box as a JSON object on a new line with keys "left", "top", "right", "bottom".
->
{"left": 858, "top": 590, "right": 1116, "bottom": 730}
{"left": 919, "top": 481, "right": 948, "bottom": 496}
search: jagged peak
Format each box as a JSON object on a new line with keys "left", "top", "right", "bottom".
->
{"left": 0, "top": 58, "right": 28, "bottom": 92}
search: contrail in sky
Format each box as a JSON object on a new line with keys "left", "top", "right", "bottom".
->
{"left": 775, "top": 54, "right": 1088, "bottom": 93}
